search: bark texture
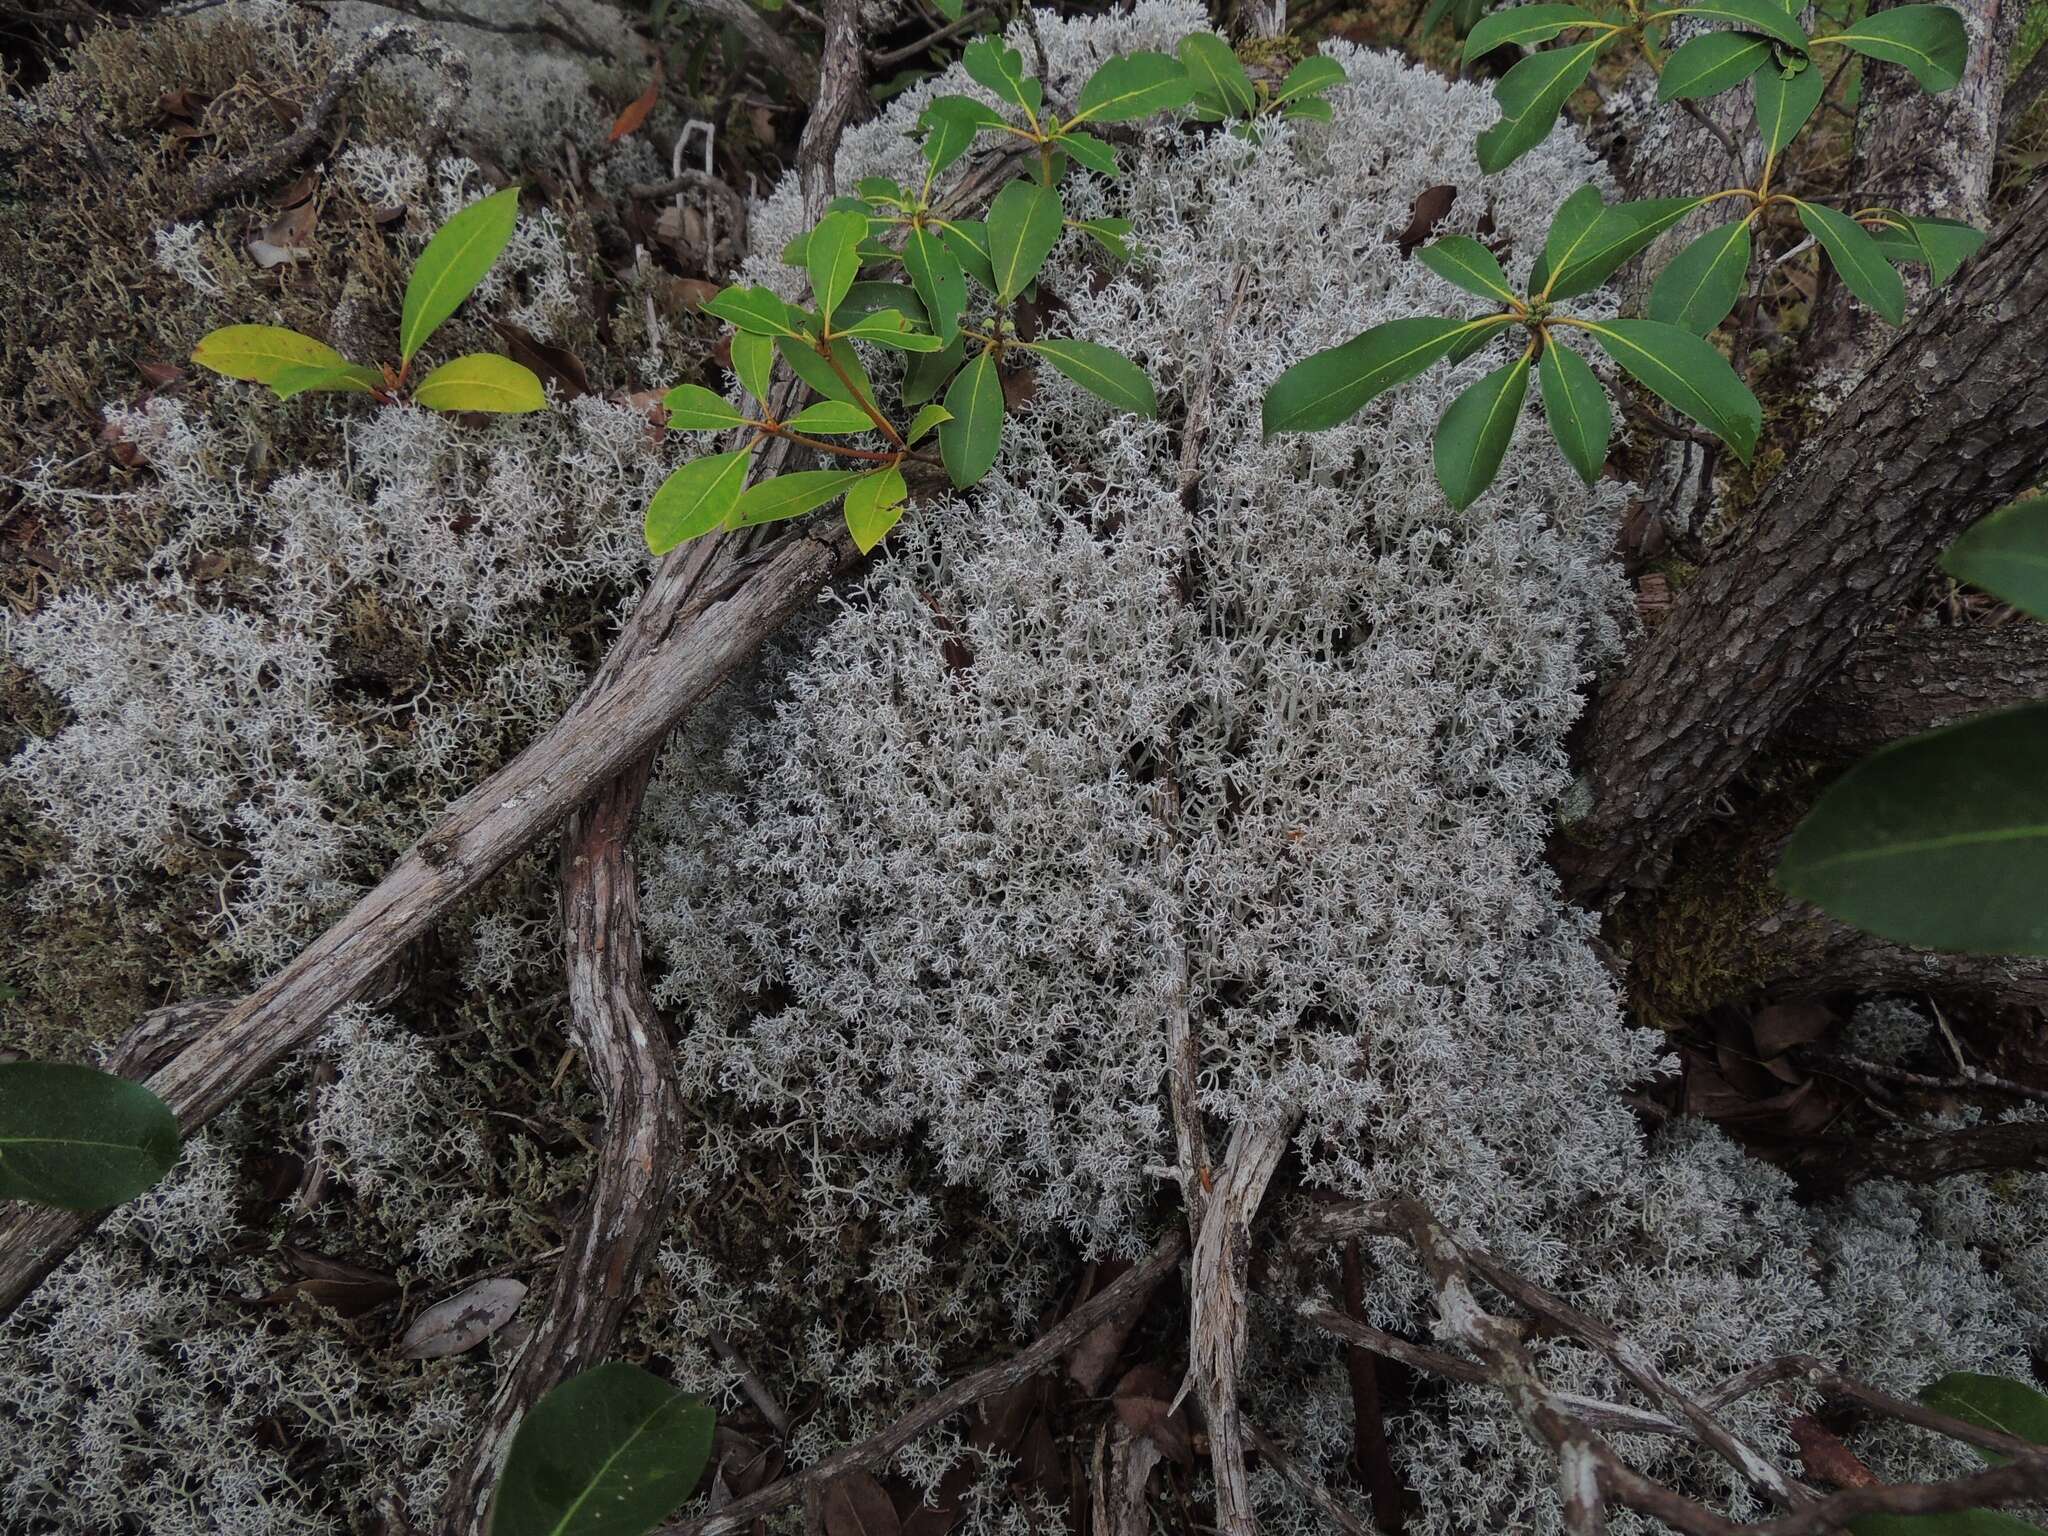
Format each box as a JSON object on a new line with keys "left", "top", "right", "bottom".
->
{"left": 1564, "top": 175, "right": 2048, "bottom": 897}
{"left": 1777, "top": 618, "right": 2048, "bottom": 759}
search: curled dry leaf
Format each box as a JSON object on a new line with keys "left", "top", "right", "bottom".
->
{"left": 395, "top": 1274, "right": 526, "bottom": 1359}
{"left": 1788, "top": 1415, "right": 1878, "bottom": 1488}
{"left": 1395, "top": 183, "right": 1457, "bottom": 257}
{"left": 1112, "top": 1363, "right": 1194, "bottom": 1468}
{"left": 610, "top": 75, "right": 662, "bottom": 143}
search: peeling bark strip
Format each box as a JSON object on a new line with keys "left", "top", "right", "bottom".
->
{"left": 1777, "top": 619, "right": 2048, "bottom": 759}
{"left": 1566, "top": 176, "right": 2048, "bottom": 897}
{"left": 436, "top": 764, "right": 683, "bottom": 1536}
{"left": 0, "top": 524, "right": 858, "bottom": 1319}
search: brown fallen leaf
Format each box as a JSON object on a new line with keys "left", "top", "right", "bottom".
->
{"left": 900, "top": 1458, "right": 977, "bottom": 1536}
{"left": 492, "top": 319, "right": 589, "bottom": 400}
{"left": 396, "top": 1275, "right": 526, "bottom": 1359}
{"left": 158, "top": 88, "right": 210, "bottom": 122}
{"left": 1752, "top": 1003, "right": 1834, "bottom": 1061}
{"left": 610, "top": 75, "right": 662, "bottom": 143}
{"left": 822, "top": 1471, "right": 902, "bottom": 1536}
{"left": 1394, "top": 184, "right": 1457, "bottom": 257}
{"left": 1789, "top": 1416, "right": 1878, "bottom": 1488}
{"left": 257, "top": 1248, "right": 401, "bottom": 1319}
{"left": 1000, "top": 364, "right": 1038, "bottom": 413}
{"left": 272, "top": 172, "right": 319, "bottom": 209}
{"left": 249, "top": 197, "right": 317, "bottom": 269}
{"left": 137, "top": 360, "right": 187, "bottom": 389}
{"left": 1112, "top": 1363, "right": 1194, "bottom": 1469}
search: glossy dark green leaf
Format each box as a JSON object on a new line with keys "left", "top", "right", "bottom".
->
{"left": 963, "top": 38, "right": 1041, "bottom": 114}
{"left": 400, "top": 185, "right": 521, "bottom": 363}
{"left": 1536, "top": 338, "right": 1611, "bottom": 484}
{"left": 1659, "top": 0, "right": 1809, "bottom": 50}
{"left": 986, "top": 180, "right": 1064, "bottom": 302}
{"left": 843, "top": 465, "right": 908, "bottom": 553}
{"left": 1810, "top": 3, "right": 1967, "bottom": 90}
{"left": 1057, "top": 130, "right": 1123, "bottom": 177}
{"left": 1463, "top": 4, "right": 1596, "bottom": 65}
{"left": 938, "top": 218, "right": 998, "bottom": 291}
{"left": 806, "top": 210, "right": 868, "bottom": 328}
{"left": 664, "top": 383, "right": 748, "bottom": 430}
{"left": 1648, "top": 218, "right": 1752, "bottom": 332}
{"left": 1920, "top": 1372, "right": 2048, "bottom": 1464}
{"left": 903, "top": 224, "right": 966, "bottom": 344}
{"left": 1533, "top": 182, "right": 1606, "bottom": 293}
{"left": 0, "top": 1062, "right": 181, "bottom": 1210}
{"left": 1271, "top": 54, "right": 1347, "bottom": 105}
{"left": 488, "top": 1362, "right": 714, "bottom": 1536}
{"left": 1579, "top": 317, "right": 1760, "bottom": 459}
{"left": 836, "top": 309, "right": 945, "bottom": 350}
{"left": 841, "top": 281, "right": 927, "bottom": 327}
{"left": 1546, "top": 196, "right": 1708, "bottom": 299}
{"left": 1435, "top": 352, "right": 1531, "bottom": 510}
{"left": 855, "top": 176, "right": 907, "bottom": 206}
{"left": 1070, "top": 50, "right": 1195, "bottom": 124}
{"left": 1776, "top": 703, "right": 2048, "bottom": 955}
{"left": 1022, "top": 337, "right": 1157, "bottom": 416}
{"left": 920, "top": 96, "right": 1007, "bottom": 174}
{"left": 1872, "top": 213, "right": 1987, "bottom": 285}
{"left": 644, "top": 447, "right": 753, "bottom": 552}
{"left": 702, "top": 285, "right": 809, "bottom": 340}
{"left": 1416, "top": 235, "right": 1519, "bottom": 305}
{"left": 903, "top": 332, "right": 969, "bottom": 406}
{"left": 775, "top": 336, "right": 874, "bottom": 408}
{"left": 939, "top": 350, "right": 1003, "bottom": 487}
{"left": 1178, "top": 31, "right": 1256, "bottom": 116}
{"left": 1795, "top": 199, "right": 1907, "bottom": 325}
{"left": 1476, "top": 37, "right": 1608, "bottom": 173}
{"left": 1941, "top": 498, "right": 2048, "bottom": 621}
{"left": 1076, "top": 216, "right": 1135, "bottom": 262}
{"left": 1658, "top": 30, "right": 1773, "bottom": 99}
{"left": 1752, "top": 59, "right": 1825, "bottom": 154}
{"left": 785, "top": 400, "right": 876, "bottom": 435}
{"left": 729, "top": 333, "right": 775, "bottom": 404}
{"left": 1263, "top": 316, "right": 1507, "bottom": 434}
{"left": 731, "top": 468, "right": 869, "bottom": 526}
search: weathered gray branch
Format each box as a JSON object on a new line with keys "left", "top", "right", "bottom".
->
{"left": 1776, "top": 618, "right": 2048, "bottom": 759}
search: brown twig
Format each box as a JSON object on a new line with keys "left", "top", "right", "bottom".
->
{"left": 629, "top": 170, "right": 752, "bottom": 256}
{"left": 1247, "top": 1421, "right": 1374, "bottom": 1536}
{"left": 658, "top": 1230, "right": 1189, "bottom": 1536}
{"left": 1341, "top": 1242, "right": 1405, "bottom": 1532}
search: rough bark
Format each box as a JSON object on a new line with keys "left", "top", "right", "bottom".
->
{"left": 1807, "top": 0, "right": 2022, "bottom": 373}
{"left": 2002, "top": 41, "right": 2048, "bottom": 148}
{"left": 1783, "top": 1116, "right": 2048, "bottom": 1194}
{"left": 436, "top": 764, "right": 681, "bottom": 1536}
{"left": 1563, "top": 175, "right": 2048, "bottom": 897}
{"left": 1776, "top": 618, "right": 2048, "bottom": 759}
{"left": 1754, "top": 893, "right": 2048, "bottom": 1015}
{"left": 688, "top": 0, "right": 818, "bottom": 102}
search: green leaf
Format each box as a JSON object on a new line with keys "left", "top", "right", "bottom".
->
{"left": 399, "top": 185, "right": 521, "bottom": 364}
{"left": 730, "top": 332, "right": 775, "bottom": 404}
{"left": 806, "top": 210, "right": 869, "bottom": 328}
{"left": 1942, "top": 498, "right": 2048, "bottom": 621}
{"left": 906, "top": 403, "right": 952, "bottom": 443}
{"left": 785, "top": 400, "right": 877, "bottom": 435}
{"left": 1876, "top": 213, "right": 1987, "bottom": 285}
{"left": 1282, "top": 97, "right": 1337, "bottom": 122}
{"left": 1849, "top": 1513, "right": 2048, "bottom": 1536}
{"left": 1070, "top": 50, "right": 1196, "bottom": 124}
{"left": 663, "top": 383, "right": 747, "bottom": 430}
{"left": 1178, "top": 32, "right": 1256, "bottom": 116}
{"left": 987, "top": 179, "right": 1064, "bottom": 302}
{"left": 1475, "top": 37, "right": 1608, "bottom": 173}
{"left": 1658, "top": 31, "right": 1773, "bottom": 98}
{"left": 1810, "top": 3, "right": 1968, "bottom": 91}
{"left": 775, "top": 337, "right": 875, "bottom": 408}
{"left": 1262, "top": 316, "right": 1507, "bottom": 434}
{"left": 1920, "top": 1372, "right": 2048, "bottom": 1464}
{"left": 269, "top": 363, "right": 386, "bottom": 400}
{"left": 931, "top": 0, "right": 961, "bottom": 20}
{"left": 1533, "top": 182, "right": 1606, "bottom": 294}
{"left": 1648, "top": 218, "right": 1752, "bottom": 332}
{"left": 1659, "top": 0, "right": 1809, "bottom": 50}
{"left": 1416, "top": 235, "right": 1519, "bottom": 305}
{"left": 191, "top": 324, "right": 354, "bottom": 384}
{"left": 963, "top": 38, "right": 1041, "bottom": 114}
{"left": 1463, "top": 4, "right": 1597, "bottom": 65}
{"left": 644, "top": 447, "right": 753, "bottom": 553}
{"left": 938, "top": 218, "right": 998, "bottom": 291}
{"left": 836, "top": 310, "right": 945, "bottom": 350}
{"left": 903, "top": 224, "right": 967, "bottom": 344}
{"left": 1434, "top": 352, "right": 1531, "bottom": 510}
{"left": 904, "top": 333, "right": 969, "bottom": 406}
{"left": 920, "top": 96, "right": 1007, "bottom": 174}
{"left": 1537, "top": 339, "right": 1612, "bottom": 484}
{"left": 855, "top": 176, "right": 907, "bottom": 205}
{"left": 1076, "top": 216, "right": 1135, "bottom": 262}
{"left": 1271, "top": 53, "right": 1348, "bottom": 106}
{"left": 488, "top": 1362, "right": 714, "bottom": 1536}
{"left": 939, "top": 350, "right": 1004, "bottom": 488}
{"left": 413, "top": 354, "right": 548, "bottom": 413}
{"left": 703, "top": 285, "right": 810, "bottom": 340}
{"left": 1752, "top": 59, "right": 1825, "bottom": 154}
{"left": 1776, "top": 703, "right": 2048, "bottom": 955}
{"left": 1795, "top": 199, "right": 1907, "bottom": 325}
{"left": 730, "top": 468, "right": 869, "bottom": 527}
{"left": 1056, "top": 130, "right": 1123, "bottom": 177}
{"left": 844, "top": 466, "right": 909, "bottom": 553}
{"left": 1021, "top": 337, "right": 1158, "bottom": 416}
{"left": 1578, "top": 317, "right": 1760, "bottom": 459}
{"left": 841, "top": 281, "right": 928, "bottom": 327}
{"left": 1546, "top": 196, "right": 1708, "bottom": 299}
{"left": 0, "top": 1062, "right": 181, "bottom": 1210}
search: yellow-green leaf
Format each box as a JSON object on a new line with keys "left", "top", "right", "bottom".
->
{"left": 731, "top": 468, "right": 868, "bottom": 527}
{"left": 399, "top": 185, "right": 521, "bottom": 364}
{"left": 270, "top": 363, "right": 386, "bottom": 400}
{"left": 644, "top": 447, "right": 753, "bottom": 552}
{"left": 786, "top": 400, "right": 877, "bottom": 435}
{"left": 844, "top": 466, "right": 908, "bottom": 553}
{"left": 192, "top": 325, "right": 353, "bottom": 384}
{"left": 412, "top": 354, "right": 547, "bottom": 413}
{"left": 906, "top": 403, "right": 952, "bottom": 443}
{"left": 730, "top": 333, "right": 776, "bottom": 404}
{"left": 1069, "top": 50, "right": 1195, "bottom": 125}
{"left": 1020, "top": 337, "right": 1158, "bottom": 417}
{"left": 665, "top": 383, "right": 748, "bottom": 430}
{"left": 807, "top": 210, "right": 869, "bottom": 328}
